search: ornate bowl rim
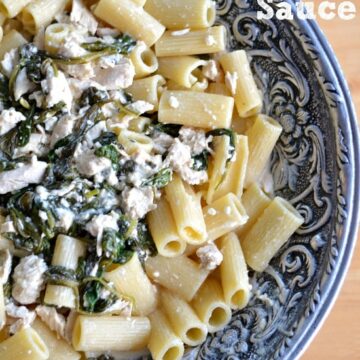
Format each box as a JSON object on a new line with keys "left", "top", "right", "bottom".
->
{"left": 288, "top": 16, "right": 360, "bottom": 360}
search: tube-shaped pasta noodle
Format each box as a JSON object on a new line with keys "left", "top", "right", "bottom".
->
{"left": 161, "top": 289, "right": 208, "bottom": 346}
{"left": 126, "top": 75, "right": 166, "bottom": 112}
{"left": 44, "top": 235, "right": 86, "bottom": 308}
{"left": 21, "top": 0, "right": 68, "bottom": 34}
{"left": 72, "top": 315, "right": 151, "bottom": 352}
{"left": 220, "top": 50, "right": 262, "bottom": 118}
{"left": 159, "top": 91, "right": 234, "bottom": 129}
{"left": 165, "top": 175, "right": 207, "bottom": 245}
{"left": 207, "top": 82, "right": 230, "bottom": 96}
{"left": 148, "top": 310, "right": 184, "bottom": 360}
{"left": 236, "top": 183, "right": 271, "bottom": 237}
{"left": 0, "top": 284, "right": 5, "bottom": 330}
{"left": 212, "top": 135, "right": 249, "bottom": 201}
{"left": 156, "top": 26, "right": 226, "bottom": 57}
{"left": 144, "top": 0, "right": 216, "bottom": 29}
{"left": 44, "top": 23, "right": 77, "bottom": 55}
{"left": 147, "top": 197, "right": 186, "bottom": 257}
{"left": 158, "top": 56, "right": 207, "bottom": 88}
{"left": 0, "top": 0, "right": 32, "bottom": 18}
{"left": 32, "top": 318, "right": 80, "bottom": 360}
{"left": 203, "top": 193, "right": 248, "bottom": 242}
{"left": 241, "top": 197, "right": 304, "bottom": 272}
{"left": 145, "top": 255, "right": 209, "bottom": 302}
{"left": 104, "top": 253, "right": 158, "bottom": 316}
{"left": 0, "top": 30, "right": 27, "bottom": 59}
{"left": 244, "top": 115, "right": 282, "bottom": 187}
{"left": 0, "top": 327, "right": 49, "bottom": 360}
{"left": 118, "top": 130, "right": 154, "bottom": 154}
{"left": 129, "top": 42, "right": 158, "bottom": 79}
{"left": 219, "top": 232, "right": 250, "bottom": 309}
{"left": 94, "top": 0, "right": 165, "bottom": 47}
{"left": 191, "top": 277, "right": 231, "bottom": 333}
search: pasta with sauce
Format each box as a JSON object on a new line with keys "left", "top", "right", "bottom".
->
{"left": 0, "top": 1, "right": 304, "bottom": 359}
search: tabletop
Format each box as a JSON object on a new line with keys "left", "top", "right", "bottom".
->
{"left": 302, "top": 3, "right": 360, "bottom": 359}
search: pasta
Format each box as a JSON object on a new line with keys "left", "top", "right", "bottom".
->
{"left": 244, "top": 115, "right": 283, "bottom": 187}
{"left": 104, "top": 253, "right": 158, "bottom": 316}
{"left": 147, "top": 197, "right": 187, "bottom": 257}
{"left": 148, "top": 309, "right": 184, "bottom": 360}
{"left": 32, "top": 318, "right": 81, "bottom": 360}
{"left": 191, "top": 277, "right": 232, "bottom": 333}
{"left": 44, "top": 235, "right": 86, "bottom": 308}
{"left": 220, "top": 50, "right": 262, "bottom": 118}
{"left": 160, "top": 289, "right": 208, "bottom": 346}
{"left": 0, "top": 0, "right": 32, "bottom": 18}
{"left": 241, "top": 197, "right": 304, "bottom": 272}
{"left": 144, "top": 0, "right": 216, "bottom": 29}
{"left": 126, "top": 75, "right": 166, "bottom": 111}
{"left": 165, "top": 174, "right": 207, "bottom": 245}
{"left": 145, "top": 254, "right": 209, "bottom": 301}
{"left": 72, "top": 315, "right": 151, "bottom": 351}
{"left": 94, "top": 0, "right": 165, "bottom": 47}
{"left": 0, "top": 327, "right": 49, "bottom": 360}
{"left": 159, "top": 90, "right": 234, "bottom": 128}
{"left": 219, "top": 232, "right": 251, "bottom": 309}
{"left": 158, "top": 56, "right": 207, "bottom": 88}
{"left": 21, "top": 0, "right": 68, "bottom": 34}
{"left": 0, "top": 30, "right": 27, "bottom": 59}
{"left": 129, "top": 42, "right": 159, "bottom": 79}
{"left": 0, "top": 0, "right": 305, "bottom": 356}
{"left": 155, "top": 26, "right": 227, "bottom": 57}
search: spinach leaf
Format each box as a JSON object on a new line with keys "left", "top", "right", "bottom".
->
{"left": 82, "top": 34, "right": 136, "bottom": 55}
{"left": 35, "top": 102, "right": 65, "bottom": 124}
{"left": 148, "top": 122, "right": 182, "bottom": 137}
{"left": 95, "top": 144, "right": 120, "bottom": 168}
{"left": 94, "top": 132, "right": 118, "bottom": 146}
{"left": 44, "top": 266, "right": 78, "bottom": 284}
{"left": 141, "top": 168, "right": 172, "bottom": 188}
{"left": 16, "top": 106, "right": 35, "bottom": 147}
{"left": 128, "top": 221, "right": 157, "bottom": 262}
{"left": 0, "top": 74, "right": 11, "bottom": 110}
{"left": 192, "top": 151, "right": 209, "bottom": 171}
{"left": 101, "top": 229, "right": 133, "bottom": 265}
{"left": 79, "top": 87, "right": 110, "bottom": 108}
{"left": 79, "top": 277, "right": 118, "bottom": 313}
{"left": 207, "top": 128, "right": 236, "bottom": 163}
{"left": 19, "top": 44, "right": 45, "bottom": 84}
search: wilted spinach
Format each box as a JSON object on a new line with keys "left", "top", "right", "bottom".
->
{"left": 191, "top": 151, "right": 210, "bottom": 171}
{"left": 82, "top": 34, "right": 136, "bottom": 55}
{"left": 207, "top": 128, "right": 236, "bottom": 163}
{"left": 141, "top": 168, "right": 172, "bottom": 188}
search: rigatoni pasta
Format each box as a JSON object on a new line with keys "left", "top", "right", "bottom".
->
{"left": 129, "top": 42, "right": 159, "bottom": 79}
{"left": 0, "top": 0, "right": 32, "bottom": 18}
{"left": 94, "top": 0, "right": 165, "bottom": 46}
{"left": 145, "top": 0, "right": 216, "bottom": 30}
{"left": 72, "top": 315, "right": 151, "bottom": 352}
{"left": 155, "top": 26, "right": 226, "bottom": 57}
{"left": 159, "top": 90, "right": 234, "bottom": 129}
{"left": 241, "top": 197, "right": 304, "bottom": 272}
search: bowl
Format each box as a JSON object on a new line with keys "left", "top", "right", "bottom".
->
{"left": 181, "top": 1, "right": 360, "bottom": 359}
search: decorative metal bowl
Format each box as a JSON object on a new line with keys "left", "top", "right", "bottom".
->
{"left": 183, "top": 0, "right": 360, "bottom": 359}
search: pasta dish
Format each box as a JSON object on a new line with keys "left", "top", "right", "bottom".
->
{"left": 0, "top": 0, "right": 304, "bottom": 359}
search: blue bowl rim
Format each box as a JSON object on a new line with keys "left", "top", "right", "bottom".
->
{"left": 284, "top": 16, "right": 360, "bottom": 360}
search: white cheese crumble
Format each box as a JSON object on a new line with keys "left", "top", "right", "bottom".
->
{"left": 179, "top": 127, "right": 212, "bottom": 156}
{"left": 121, "top": 186, "right": 155, "bottom": 219}
{"left": 0, "top": 108, "right": 26, "bottom": 136}
{"left": 50, "top": 115, "right": 76, "bottom": 148}
{"left": 225, "top": 71, "right": 238, "bottom": 95}
{"left": 202, "top": 59, "right": 222, "bottom": 82}
{"left": 36, "top": 305, "right": 67, "bottom": 339}
{"left": 0, "top": 249, "right": 12, "bottom": 284}
{"left": 205, "top": 35, "right": 216, "bottom": 46}
{"left": 6, "top": 302, "right": 36, "bottom": 334}
{"left": 12, "top": 255, "right": 48, "bottom": 305}
{"left": 41, "top": 65, "right": 73, "bottom": 110}
{"left": 151, "top": 131, "right": 174, "bottom": 155}
{"left": 0, "top": 156, "right": 48, "bottom": 194}
{"left": 196, "top": 242, "right": 223, "bottom": 270}
{"left": 56, "top": 208, "right": 75, "bottom": 231}
{"left": 126, "top": 100, "right": 154, "bottom": 115}
{"left": 207, "top": 207, "right": 217, "bottom": 216}
{"left": 171, "top": 28, "right": 190, "bottom": 36}
{"left": 168, "top": 95, "right": 179, "bottom": 109}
